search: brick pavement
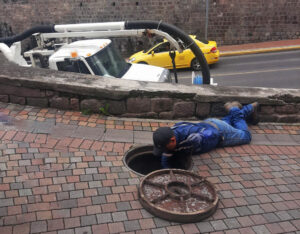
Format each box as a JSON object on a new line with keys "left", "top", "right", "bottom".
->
{"left": 0, "top": 102, "right": 299, "bottom": 234}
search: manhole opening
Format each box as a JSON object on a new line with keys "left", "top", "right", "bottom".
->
{"left": 123, "top": 145, "right": 193, "bottom": 176}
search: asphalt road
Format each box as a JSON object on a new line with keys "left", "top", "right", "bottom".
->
{"left": 176, "top": 50, "right": 300, "bottom": 89}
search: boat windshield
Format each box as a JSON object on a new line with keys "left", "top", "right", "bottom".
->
{"left": 86, "top": 43, "right": 131, "bottom": 78}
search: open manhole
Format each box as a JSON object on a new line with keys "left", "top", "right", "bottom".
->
{"left": 123, "top": 145, "right": 193, "bottom": 176}
{"left": 138, "top": 169, "right": 219, "bottom": 223}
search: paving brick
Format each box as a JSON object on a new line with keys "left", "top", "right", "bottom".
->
{"left": 0, "top": 226, "right": 13, "bottom": 234}
{"left": 151, "top": 227, "right": 168, "bottom": 234}
{"left": 58, "top": 199, "right": 78, "bottom": 209}
{"left": 92, "top": 224, "right": 109, "bottom": 234}
{"left": 263, "top": 213, "right": 281, "bottom": 223}
{"left": 37, "top": 211, "right": 52, "bottom": 220}
{"left": 96, "top": 213, "right": 112, "bottom": 224}
{"left": 58, "top": 229, "right": 75, "bottom": 234}
{"left": 86, "top": 204, "right": 101, "bottom": 215}
{"left": 70, "top": 190, "right": 84, "bottom": 199}
{"left": 210, "top": 220, "right": 227, "bottom": 231}
{"left": 31, "top": 221, "right": 47, "bottom": 233}
{"left": 0, "top": 207, "right": 8, "bottom": 216}
{"left": 139, "top": 218, "right": 156, "bottom": 229}
{"left": 223, "top": 208, "right": 239, "bottom": 218}
{"left": 4, "top": 215, "right": 17, "bottom": 225}
{"left": 275, "top": 210, "right": 293, "bottom": 221}
{"left": 112, "top": 211, "right": 127, "bottom": 222}
{"left": 48, "top": 218, "right": 64, "bottom": 231}
{"left": 127, "top": 210, "right": 142, "bottom": 220}
{"left": 153, "top": 217, "right": 172, "bottom": 227}
{"left": 124, "top": 220, "right": 141, "bottom": 232}
{"left": 57, "top": 192, "right": 70, "bottom": 201}
{"left": 81, "top": 214, "right": 97, "bottom": 226}
{"left": 116, "top": 201, "right": 131, "bottom": 211}
{"left": 181, "top": 223, "right": 199, "bottom": 233}
{"left": 108, "top": 222, "right": 125, "bottom": 233}
{"left": 288, "top": 209, "right": 300, "bottom": 219}
{"left": 265, "top": 222, "right": 285, "bottom": 234}
{"left": 252, "top": 225, "right": 271, "bottom": 234}
{"left": 278, "top": 221, "right": 297, "bottom": 232}
{"left": 165, "top": 225, "right": 184, "bottom": 234}
{"left": 223, "top": 218, "right": 241, "bottom": 229}
{"left": 0, "top": 198, "right": 13, "bottom": 207}
{"left": 13, "top": 223, "right": 30, "bottom": 234}
{"left": 75, "top": 226, "right": 92, "bottom": 234}
{"left": 249, "top": 214, "right": 268, "bottom": 225}
{"left": 92, "top": 195, "right": 106, "bottom": 205}
{"left": 236, "top": 206, "right": 253, "bottom": 216}
{"left": 52, "top": 209, "right": 71, "bottom": 219}
{"left": 64, "top": 217, "right": 81, "bottom": 229}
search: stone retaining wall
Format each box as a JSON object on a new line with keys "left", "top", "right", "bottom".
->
{"left": 0, "top": 0, "right": 299, "bottom": 47}
{"left": 1, "top": 54, "right": 300, "bottom": 123}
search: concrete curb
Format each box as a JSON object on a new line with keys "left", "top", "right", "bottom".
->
{"left": 220, "top": 45, "right": 300, "bottom": 57}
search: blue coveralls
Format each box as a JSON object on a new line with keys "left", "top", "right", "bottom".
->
{"left": 161, "top": 104, "right": 253, "bottom": 168}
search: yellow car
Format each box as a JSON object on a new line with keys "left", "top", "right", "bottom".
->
{"left": 129, "top": 35, "right": 219, "bottom": 70}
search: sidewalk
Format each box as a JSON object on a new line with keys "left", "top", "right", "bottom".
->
{"left": 219, "top": 38, "right": 300, "bottom": 57}
{"left": 0, "top": 102, "right": 299, "bottom": 234}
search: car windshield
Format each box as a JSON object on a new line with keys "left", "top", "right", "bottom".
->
{"left": 151, "top": 42, "right": 170, "bottom": 53}
{"left": 86, "top": 44, "right": 131, "bottom": 78}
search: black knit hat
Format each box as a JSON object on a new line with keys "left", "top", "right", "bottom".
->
{"left": 153, "top": 127, "right": 174, "bottom": 156}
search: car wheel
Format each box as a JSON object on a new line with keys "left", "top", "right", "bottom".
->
{"left": 138, "top": 61, "right": 148, "bottom": 65}
{"left": 191, "top": 58, "right": 201, "bottom": 71}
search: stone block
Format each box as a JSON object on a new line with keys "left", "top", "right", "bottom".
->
{"left": 260, "top": 105, "right": 274, "bottom": 114}
{"left": 0, "top": 95, "right": 8, "bottom": 103}
{"left": 107, "top": 100, "right": 126, "bottom": 115}
{"left": 0, "top": 84, "right": 45, "bottom": 97}
{"left": 80, "top": 99, "right": 104, "bottom": 113}
{"left": 196, "top": 103, "right": 210, "bottom": 118}
{"left": 173, "top": 102, "right": 195, "bottom": 118}
{"left": 278, "top": 114, "right": 300, "bottom": 123}
{"left": 275, "top": 104, "right": 298, "bottom": 114}
{"left": 127, "top": 97, "right": 151, "bottom": 113}
{"left": 151, "top": 98, "right": 173, "bottom": 112}
{"left": 211, "top": 103, "right": 226, "bottom": 117}
{"left": 70, "top": 98, "right": 80, "bottom": 110}
{"left": 259, "top": 114, "right": 279, "bottom": 123}
{"left": 159, "top": 111, "right": 174, "bottom": 119}
{"left": 27, "top": 98, "right": 48, "bottom": 107}
{"left": 46, "top": 90, "right": 58, "bottom": 97}
{"left": 50, "top": 96, "right": 70, "bottom": 110}
{"left": 10, "top": 95, "right": 26, "bottom": 105}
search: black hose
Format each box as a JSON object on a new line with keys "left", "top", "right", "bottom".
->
{"left": 0, "top": 25, "right": 55, "bottom": 46}
{"left": 125, "top": 20, "right": 210, "bottom": 84}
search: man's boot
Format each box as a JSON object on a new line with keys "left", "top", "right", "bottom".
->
{"left": 248, "top": 102, "right": 260, "bottom": 125}
{"left": 224, "top": 101, "right": 242, "bottom": 113}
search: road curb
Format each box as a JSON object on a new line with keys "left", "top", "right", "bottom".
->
{"left": 220, "top": 45, "right": 300, "bottom": 57}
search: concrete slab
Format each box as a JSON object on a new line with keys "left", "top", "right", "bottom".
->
{"left": 133, "top": 131, "right": 153, "bottom": 144}
{"left": 102, "top": 129, "right": 133, "bottom": 142}
{"left": 250, "top": 134, "right": 272, "bottom": 145}
{"left": 71, "top": 126, "right": 105, "bottom": 140}
{"left": 266, "top": 134, "right": 298, "bottom": 146}
{"left": 50, "top": 123, "right": 77, "bottom": 138}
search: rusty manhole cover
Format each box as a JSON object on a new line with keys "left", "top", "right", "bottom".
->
{"left": 123, "top": 145, "right": 193, "bottom": 176}
{"left": 138, "top": 169, "right": 219, "bottom": 223}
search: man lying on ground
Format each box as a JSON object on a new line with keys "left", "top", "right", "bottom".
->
{"left": 152, "top": 101, "right": 259, "bottom": 168}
